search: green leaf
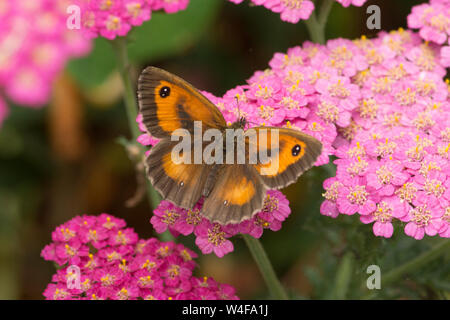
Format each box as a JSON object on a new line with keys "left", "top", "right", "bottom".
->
{"left": 128, "top": 0, "right": 222, "bottom": 62}
{"left": 67, "top": 37, "right": 117, "bottom": 89}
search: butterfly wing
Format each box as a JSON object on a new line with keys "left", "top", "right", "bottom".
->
{"left": 146, "top": 138, "right": 213, "bottom": 209}
{"left": 138, "top": 66, "right": 227, "bottom": 139}
{"left": 201, "top": 164, "right": 267, "bottom": 224}
{"left": 249, "top": 127, "right": 322, "bottom": 189}
{"left": 138, "top": 66, "right": 228, "bottom": 209}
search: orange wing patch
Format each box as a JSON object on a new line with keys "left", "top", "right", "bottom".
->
{"left": 255, "top": 136, "right": 307, "bottom": 177}
{"left": 154, "top": 81, "right": 183, "bottom": 133}
{"left": 200, "top": 164, "right": 267, "bottom": 224}
{"left": 222, "top": 176, "right": 256, "bottom": 206}
{"left": 249, "top": 126, "right": 322, "bottom": 189}
{"left": 161, "top": 151, "right": 204, "bottom": 187}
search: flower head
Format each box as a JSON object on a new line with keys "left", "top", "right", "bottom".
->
{"left": 0, "top": 0, "right": 91, "bottom": 110}
{"left": 317, "top": 29, "right": 450, "bottom": 240}
{"left": 42, "top": 214, "right": 239, "bottom": 300}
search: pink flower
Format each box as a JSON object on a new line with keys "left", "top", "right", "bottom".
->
{"left": 336, "top": 178, "right": 376, "bottom": 215}
{"left": 0, "top": 97, "right": 8, "bottom": 127}
{"left": 0, "top": 0, "right": 92, "bottom": 111}
{"left": 172, "top": 203, "right": 204, "bottom": 236}
{"left": 268, "top": 0, "right": 315, "bottom": 24}
{"left": 438, "top": 208, "right": 450, "bottom": 237}
{"left": 99, "top": 14, "right": 132, "bottom": 40}
{"left": 124, "top": 0, "right": 151, "bottom": 26}
{"left": 404, "top": 204, "right": 444, "bottom": 240}
{"left": 43, "top": 284, "right": 74, "bottom": 300}
{"left": 78, "top": 0, "right": 189, "bottom": 40}
{"left": 150, "top": 200, "right": 184, "bottom": 234}
{"left": 151, "top": 0, "right": 189, "bottom": 14}
{"left": 407, "top": 2, "right": 450, "bottom": 45}
{"left": 366, "top": 160, "right": 409, "bottom": 196}
{"left": 42, "top": 214, "right": 239, "bottom": 300}
{"left": 360, "top": 197, "right": 409, "bottom": 238}
{"left": 313, "top": 28, "right": 450, "bottom": 240}
{"left": 320, "top": 178, "right": 343, "bottom": 218}
{"left": 335, "top": 0, "right": 367, "bottom": 7}
{"left": 195, "top": 221, "right": 234, "bottom": 258}
{"left": 147, "top": 190, "right": 292, "bottom": 257}
{"left": 440, "top": 46, "right": 450, "bottom": 67}
{"left": 228, "top": 0, "right": 367, "bottom": 24}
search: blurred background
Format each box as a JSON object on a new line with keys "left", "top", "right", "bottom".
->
{"left": 1, "top": 0, "right": 449, "bottom": 300}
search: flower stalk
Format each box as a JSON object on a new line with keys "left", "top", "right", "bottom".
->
{"left": 363, "top": 239, "right": 450, "bottom": 299}
{"left": 111, "top": 37, "right": 164, "bottom": 219}
{"left": 304, "top": 0, "right": 334, "bottom": 44}
{"left": 330, "top": 251, "right": 354, "bottom": 299}
{"left": 242, "top": 234, "right": 289, "bottom": 300}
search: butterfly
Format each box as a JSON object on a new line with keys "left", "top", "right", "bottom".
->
{"left": 137, "top": 66, "right": 322, "bottom": 225}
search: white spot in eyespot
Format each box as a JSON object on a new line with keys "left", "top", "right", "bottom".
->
{"left": 180, "top": 182, "right": 184, "bottom": 187}
{"left": 223, "top": 200, "right": 228, "bottom": 206}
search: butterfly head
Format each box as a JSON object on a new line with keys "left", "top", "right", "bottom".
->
{"left": 229, "top": 116, "right": 247, "bottom": 130}
{"left": 238, "top": 116, "right": 247, "bottom": 129}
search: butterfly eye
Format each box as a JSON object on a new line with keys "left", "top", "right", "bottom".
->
{"left": 159, "top": 86, "right": 170, "bottom": 98}
{"left": 292, "top": 144, "right": 302, "bottom": 156}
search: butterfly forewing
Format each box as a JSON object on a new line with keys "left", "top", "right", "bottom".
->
{"left": 248, "top": 127, "right": 323, "bottom": 189}
{"left": 138, "top": 66, "right": 227, "bottom": 139}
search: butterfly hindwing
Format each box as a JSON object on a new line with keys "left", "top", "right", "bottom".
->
{"left": 250, "top": 127, "right": 322, "bottom": 189}
{"left": 138, "top": 66, "right": 227, "bottom": 139}
{"left": 201, "top": 164, "right": 267, "bottom": 224}
{"left": 146, "top": 138, "right": 212, "bottom": 210}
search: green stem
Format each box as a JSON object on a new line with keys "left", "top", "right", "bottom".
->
{"left": 304, "top": 0, "right": 334, "bottom": 44}
{"left": 112, "top": 37, "right": 166, "bottom": 232}
{"left": 112, "top": 37, "right": 142, "bottom": 142}
{"left": 317, "top": 0, "right": 334, "bottom": 26}
{"left": 383, "top": 239, "right": 450, "bottom": 287}
{"left": 363, "top": 239, "right": 450, "bottom": 299}
{"left": 330, "top": 251, "right": 354, "bottom": 299}
{"left": 242, "top": 234, "right": 289, "bottom": 300}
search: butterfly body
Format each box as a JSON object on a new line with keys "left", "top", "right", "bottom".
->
{"left": 138, "top": 66, "right": 322, "bottom": 224}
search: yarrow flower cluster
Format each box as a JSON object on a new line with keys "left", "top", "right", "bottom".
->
{"left": 407, "top": 0, "right": 450, "bottom": 67}
{"left": 0, "top": 0, "right": 91, "bottom": 124}
{"left": 319, "top": 29, "right": 450, "bottom": 240}
{"left": 148, "top": 188, "right": 291, "bottom": 258}
{"left": 138, "top": 27, "right": 450, "bottom": 243}
{"left": 77, "top": 0, "right": 189, "bottom": 40}
{"left": 41, "top": 214, "right": 239, "bottom": 300}
{"left": 227, "top": 0, "right": 367, "bottom": 24}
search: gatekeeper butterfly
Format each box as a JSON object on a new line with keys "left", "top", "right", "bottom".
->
{"left": 138, "top": 66, "right": 322, "bottom": 224}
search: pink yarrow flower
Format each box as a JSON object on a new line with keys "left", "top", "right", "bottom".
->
{"left": 318, "top": 28, "right": 450, "bottom": 240}
{"left": 42, "top": 214, "right": 239, "bottom": 300}
{"left": 407, "top": 1, "right": 450, "bottom": 45}
{"left": 0, "top": 0, "right": 92, "bottom": 113}
{"left": 227, "top": 0, "right": 368, "bottom": 23}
